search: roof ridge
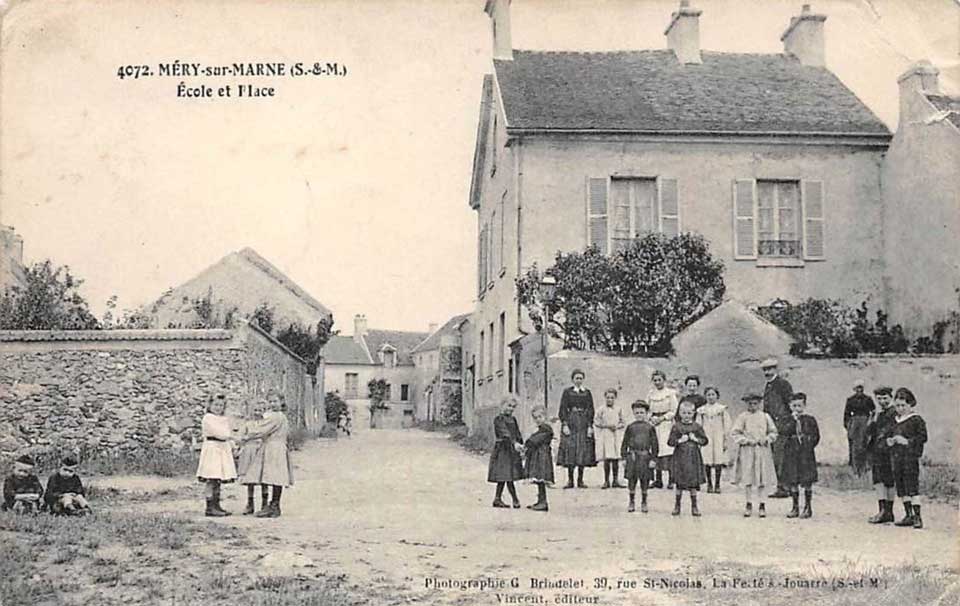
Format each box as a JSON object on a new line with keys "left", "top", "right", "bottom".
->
{"left": 236, "top": 248, "right": 331, "bottom": 318}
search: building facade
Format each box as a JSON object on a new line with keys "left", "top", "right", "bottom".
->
{"left": 411, "top": 313, "right": 470, "bottom": 423}
{"left": 321, "top": 314, "right": 428, "bottom": 429}
{"left": 471, "top": 0, "right": 896, "bottom": 410}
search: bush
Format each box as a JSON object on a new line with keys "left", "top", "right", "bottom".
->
{"left": 286, "top": 426, "right": 311, "bottom": 451}
{"left": 324, "top": 391, "right": 351, "bottom": 436}
{"left": 0, "top": 260, "right": 99, "bottom": 329}
{"left": 517, "top": 233, "right": 725, "bottom": 354}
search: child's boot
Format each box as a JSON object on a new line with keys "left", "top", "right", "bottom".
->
{"left": 705, "top": 470, "right": 714, "bottom": 494}
{"left": 714, "top": 468, "right": 723, "bottom": 494}
{"left": 602, "top": 462, "right": 611, "bottom": 489}
{"left": 640, "top": 492, "right": 648, "bottom": 513}
{"left": 628, "top": 492, "right": 636, "bottom": 513}
{"left": 212, "top": 484, "right": 231, "bottom": 516}
{"left": 530, "top": 484, "right": 548, "bottom": 512}
{"left": 894, "top": 502, "right": 915, "bottom": 526}
{"left": 758, "top": 503, "right": 766, "bottom": 518}
{"left": 205, "top": 498, "right": 227, "bottom": 517}
{"left": 800, "top": 490, "right": 813, "bottom": 519}
{"left": 261, "top": 487, "right": 270, "bottom": 511}
{"left": 243, "top": 495, "right": 255, "bottom": 515}
{"left": 911, "top": 504, "right": 923, "bottom": 529}
{"left": 743, "top": 503, "right": 753, "bottom": 518}
{"left": 671, "top": 492, "right": 682, "bottom": 516}
{"left": 652, "top": 470, "right": 663, "bottom": 489}
{"left": 787, "top": 492, "right": 800, "bottom": 518}
{"left": 690, "top": 493, "right": 701, "bottom": 517}
{"left": 867, "top": 499, "right": 886, "bottom": 523}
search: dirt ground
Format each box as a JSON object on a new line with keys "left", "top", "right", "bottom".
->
{"left": 98, "top": 430, "right": 959, "bottom": 606}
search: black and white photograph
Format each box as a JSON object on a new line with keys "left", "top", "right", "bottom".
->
{"left": 0, "top": 1, "right": 957, "bottom": 604}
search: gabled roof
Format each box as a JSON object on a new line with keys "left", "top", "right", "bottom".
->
{"left": 411, "top": 313, "right": 471, "bottom": 354}
{"left": 321, "top": 335, "right": 372, "bottom": 365}
{"left": 363, "top": 329, "right": 430, "bottom": 366}
{"left": 146, "top": 247, "right": 331, "bottom": 329}
{"left": 493, "top": 50, "right": 890, "bottom": 136}
{"left": 925, "top": 93, "right": 960, "bottom": 130}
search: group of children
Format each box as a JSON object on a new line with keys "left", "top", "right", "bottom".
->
{"left": 2, "top": 454, "right": 90, "bottom": 516}
{"left": 197, "top": 390, "right": 295, "bottom": 518}
{"left": 486, "top": 369, "right": 929, "bottom": 529}
{"left": 1, "top": 389, "right": 295, "bottom": 520}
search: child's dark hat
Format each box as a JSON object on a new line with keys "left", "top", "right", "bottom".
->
{"left": 741, "top": 393, "right": 763, "bottom": 402}
{"left": 15, "top": 454, "right": 36, "bottom": 466}
{"left": 62, "top": 456, "right": 79, "bottom": 467}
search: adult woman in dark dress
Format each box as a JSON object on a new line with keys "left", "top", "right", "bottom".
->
{"left": 557, "top": 369, "right": 597, "bottom": 488}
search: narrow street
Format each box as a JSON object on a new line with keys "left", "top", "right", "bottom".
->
{"left": 112, "top": 430, "right": 959, "bottom": 605}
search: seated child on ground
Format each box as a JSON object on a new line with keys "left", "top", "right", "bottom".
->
{"left": 44, "top": 456, "right": 90, "bottom": 515}
{"left": 3, "top": 454, "right": 44, "bottom": 513}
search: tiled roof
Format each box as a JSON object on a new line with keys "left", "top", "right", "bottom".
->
{"left": 494, "top": 50, "right": 890, "bottom": 136}
{"left": 321, "top": 335, "right": 372, "bottom": 365}
{"left": 411, "top": 313, "right": 470, "bottom": 354}
{"left": 363, "top": 329, "right": 430, "bottom": 366}
{"left": 925, "top": 94, "right": 960, "bottom": 129}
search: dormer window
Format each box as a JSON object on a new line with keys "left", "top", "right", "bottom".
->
{"left": 379, "top": 345, "right": 398, "bottom": 368}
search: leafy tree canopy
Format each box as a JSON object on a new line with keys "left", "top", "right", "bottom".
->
{"left": 0, "top": 260, "right": 99, "bottom": 330}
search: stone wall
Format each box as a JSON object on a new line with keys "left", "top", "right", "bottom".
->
{"left": 0, "top": 323, "right": 319, "bottom": 463}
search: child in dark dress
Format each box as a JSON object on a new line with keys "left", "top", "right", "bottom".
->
{"left": 780, "top": 393, "right": 820, "bottom": 519}
{"left": 44, "top": 456, "right": 91, "bottom": 516}
{"left": 488, "top": 396, "right": 524, "bottom": 509}
{"left": 621, "top": 400, "right": 659, "bottom": 513}
{"left": 888, "top": 387, "right": 927, "bottom": 529}
{"left": 523, "top": 405, "right": 554, "bottom": 512}
{"left": 2, "top": 454, "right": 44, "bottom": 513}
{"left": 667, "top": 400, "right": 708, "bottom": 516}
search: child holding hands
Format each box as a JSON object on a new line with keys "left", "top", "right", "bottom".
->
{"left": 668, "top": 400, "right": 709, "bottom": 516}
{"left": 780, "top": 393, "right": 820, "bottom": 518}
{"left": 488, "top": 396, "right": 524, "bottom": 508}
{"left": 730, "top": 393, "right": 778, "bottom": 518}
{"left": 523, "top": 405, "right": 554, "bottom": 512}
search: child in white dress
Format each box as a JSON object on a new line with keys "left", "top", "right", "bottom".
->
{"left": 647, "top": 370, "right": 679, "bottom": 489}
{"left": 697, "top": 386, "right": 732, "bottom": 494}
{"left": 594, "top": 388, "right": 626, "bottom": 489}
{"left": 730, "top": 393, "right": 778, "bottom": 518}
{"left": 196, "top": 394, "right": 238, "bottom": 517}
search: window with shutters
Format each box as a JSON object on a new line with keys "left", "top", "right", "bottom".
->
{"left": 497, "top": 312, "right": 506, "bottom": 373}
{"left": 733, "top": 179, "right": 825, "bottom": 264}
{"left": 499, "top": 191, "right": 507, "bottom": 274}
{"left": 488, "top": 321, "right": 495, "bottom": 378}
{"left": 587, "top": 177, "right": 680, "bottom": 254}
{"left": 479, "top": 330, "right": 485, "bottom": 381}
{"left": 490, "top": 210, "right": 498, "bottom": 277}
{"left": 345, "top": 373, "right": 359, "bottom": 399}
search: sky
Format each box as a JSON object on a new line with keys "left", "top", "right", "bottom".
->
{"left": 1, "top": 0, "right": 957, "bottom": 333}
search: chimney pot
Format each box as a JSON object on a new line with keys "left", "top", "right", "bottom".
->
{"left": 484, "top": 0, "right": 513, "bottom": 61}
{"left": 896, "top": 60, "right": 941, "bottom": 127}
{"left": 781, "top": 4, "right": 827, "bottom": 67}
{"left": 664, "top": 0, "right": 703, "bottom": 65}
{"left": 353, "top": 314, "right": 368, "bottom": 343}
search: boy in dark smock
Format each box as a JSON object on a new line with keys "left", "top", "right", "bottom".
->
{"left": 780, "top": 393, "right": 820, "bottom": 518}
{"left": 44, "top": 456, "right": 91, "bottom": 515}
{"left": 2, "top": 455, "right": 44, "bottom": 513}
{"left": 621, "top": 400, "right": 659, "bottom": 513}
{"left": 488, "top": 396, "right": 524, "bottom": 508}
{"left": 865, "top": 386, "right": 898, "bottom": 523}
{"left": 888, "top": 388, "right": 927, "bottom": 529}
{"left": 557, "top": 369, "right": 597, "bottom": 489}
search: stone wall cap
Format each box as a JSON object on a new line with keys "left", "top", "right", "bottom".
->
{"left": 0, "top": 329, "right": 234, "bottom": 342}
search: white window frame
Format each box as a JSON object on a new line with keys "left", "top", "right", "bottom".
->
{"left": 732, "top": 178, "right": 826, "bottom": 265}
{"left": 588, "top": 176, "right": 680, "bottom": 254}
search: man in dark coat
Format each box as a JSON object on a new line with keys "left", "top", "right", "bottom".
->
{"left": 761, "top": 358, "right": 793, "bottom": 498}
{"left": 843, "top": 380, "right": 875, "bottom": 476}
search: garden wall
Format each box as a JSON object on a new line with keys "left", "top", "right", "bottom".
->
{"left": 0, "top": 323, "right": 321, "bottom": 463}
{"left": 508, "top": 348, "right": 959, "bottom": 465}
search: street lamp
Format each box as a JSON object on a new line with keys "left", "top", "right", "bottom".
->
{"left": 540, "top": 276, "right": 557, "bottom": 410}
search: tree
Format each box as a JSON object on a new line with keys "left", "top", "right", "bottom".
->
{"left": 0, "top": 260, "right": 99, "bottom": 330}
{"left": 250, "top": 302, "right": 275, "bottom": 334}
{"left": 275, "top": 315, "right": 334, "bottom": 375}
{"left": 367, "top": 378, "right": 390, "bottom": 410}
{"left": 516, "top": 233, "right": 725, "bottom": 354}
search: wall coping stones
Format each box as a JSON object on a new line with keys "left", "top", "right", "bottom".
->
{"left": 0, "top": 329, "right": 234, "bottom": 342}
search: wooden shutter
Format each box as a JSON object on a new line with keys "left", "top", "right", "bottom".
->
{"left": 586, "top": 177, "right": 609, "bottom": 254}
{"left": 659, "top": 178, "right": 680, "bottom": 237}
{"left": 477, "top": 226, "right": 484, "bottom": 294}
{"left": 733, "top": 179, "right": 758, "bottom": 260}
{"left": 802, "top": 180, "right": 825, "bottom": 260}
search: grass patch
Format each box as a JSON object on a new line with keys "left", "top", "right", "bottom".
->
{"left": 817, "top": 462, "right": 959, "bottom": 501}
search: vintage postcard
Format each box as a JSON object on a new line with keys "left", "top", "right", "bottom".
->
{"left": 0, "top": 0, "right": 957, "bottom": 605}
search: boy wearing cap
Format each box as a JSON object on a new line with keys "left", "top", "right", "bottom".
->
{"left": 45, "top": 456, "right": 91, "bottom": 515}
{"left": 2, "top": 454, "right": 44, "bottom": 513}
{"left": 760, "top": 358, "right": 793, "bottom": 498}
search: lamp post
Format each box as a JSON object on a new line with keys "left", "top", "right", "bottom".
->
{"left": 540, "top": 275, "right": 557, "bottom": 410}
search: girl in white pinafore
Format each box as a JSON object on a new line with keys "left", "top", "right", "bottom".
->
{"left": 196, "top": 394, "right": 237, "bottom": 517}
{"left": 730, "top": 393, "right": 778, "bottom": 518}
{"left": 594, "top": 388, "right": 627, "bottom": 488}
{"left": 697, "top": 386, "right": 733, "bottom": 494}
{"left": 646, "top": 370, "right": 679, "bottom": 489}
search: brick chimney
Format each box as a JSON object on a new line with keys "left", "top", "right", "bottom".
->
{"left": 781, "top": 4, "right": 827, "bottom": 67}
{"left": 484, "top": 0, "right": 513, "bottom": 61}
{"left": 897, "top": 60, "right": 941, "bottom": 127}
{"left": 664, "top": 0, "right": 702, "bottom": 65}
{"left": 353, "top": 314, "right": 368, "bottom": 343}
